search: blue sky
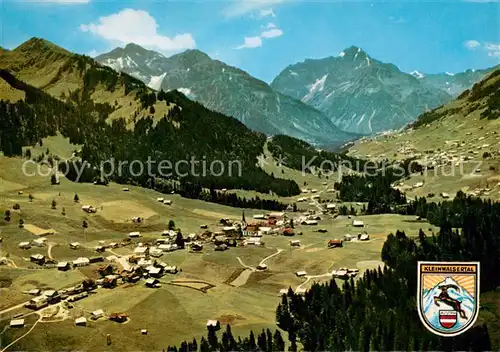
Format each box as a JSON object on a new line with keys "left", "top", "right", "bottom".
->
{"left": 1, "top": 0, "right": 499, "bottom": 83}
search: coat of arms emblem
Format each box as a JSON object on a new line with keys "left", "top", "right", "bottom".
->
{"left": 417, "top": 261, "right": 480, "bottom": 337}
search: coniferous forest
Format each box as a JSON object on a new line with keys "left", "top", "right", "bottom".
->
{"left": 267, "top": 134, "right": 373, "bottom": 173}
{"left": 165, "top": 192, "right": 499, "bottom": 352}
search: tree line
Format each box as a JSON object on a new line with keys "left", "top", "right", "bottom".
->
{"left": 267, "top": 134, "right": 374, "bottom": 174}
{"left": 165, "top": 326, "right": 286, "bottom": 352}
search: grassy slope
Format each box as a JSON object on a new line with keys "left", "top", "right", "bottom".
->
{"left": 349, "top": 70, "right": 500, "bottom": 201}
{"left": 0, "top": 38, "right": 172, "bottom": 127}
{"left": 0, "top": 76, "right": 25, "bottom": 102}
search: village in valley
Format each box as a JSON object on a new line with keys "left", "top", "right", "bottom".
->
{"left": 0, "top": 143, "right": 442, "bottom": 350}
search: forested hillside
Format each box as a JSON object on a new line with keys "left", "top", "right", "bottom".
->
{"left": 275, "top": 192, "right": 499, "bottom": 351}
{"left": 0, "top": 56, "right": 300, "bottom": 199}
{"left": 267, "top": 134, "right": 372, "bottom": 174}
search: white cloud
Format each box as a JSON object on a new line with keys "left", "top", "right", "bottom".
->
{"left": 259, "top": 9, "right": 276, "bottom": 18}
{"left": 236, "top": 36, "right": 263, "bottom": 49}
{"left": 463, "top": 40, "right": 500, "bottom": 58}
{"left": 485, "top": 43, "right": 500, "bottom": 58}
{"left": 236, "top": 23, "right": 283, "bottom": 49}
{"left": 485, "top": 43, "right": 500, "bottom": 51}
{"left": 464, "top": 40, "right": 481, "bottom": 49}
{"left": 80, "top": 9, "right": 195, "bottom": 54}
{"left": 86, "top": 49, "right": 99, "bottom": 57}
{"left": 235, "top": 23, "right": 283, "bottom": 49}
{"left": 260, "top": 28, "right": 283, "bottom": 38}
{"left": 223, "top": 0, "right": 285, "bottom": 18}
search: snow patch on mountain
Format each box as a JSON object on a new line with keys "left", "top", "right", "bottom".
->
{"left": 339, "top": 51, "right": 345, "bottom": 57}
{"left": 368, "top": 110, "right": 376, "bottom": 132}
{"left": 125, "top": 56, "right": 138, "bottom": 68}
{"left": 302, "top": 74, "right": 328, "bottom": 102}
{"left": 289, "top": 70, "right": 299, "bottom": 76}
{"left": 130, "top": 71, "right": 147, "bottom": 81}
{"left": 148, "top": 72, "right": 167, "bottom": 90}
{"left": 178, "top": 87, "right": 194, "bottom": 97}
{"left": 357, "top": 113, "right": 367, "bottom": 125}
{"left": 101, "top": 56, "right": 138, "bottom": 71}
{"left": 411, "top": 70, "right": 425, "bottom": 79}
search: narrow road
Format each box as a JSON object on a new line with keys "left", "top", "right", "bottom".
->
{"left": 236, "top": 257, "right": 256, "bottom": 272}
{"left": 0, "top": 302, "right": 29, "bottom": 316}
{"left": 6, "top": 259, "right": 18, "bottom": 268}
{"left": 106, "top": 250, "right": 131, "bottom": 270}
{"left": 236, "top": 248, "right": 283, "bottom": 272}
{"left": 296, "top": 273, "right": 333, "bottom": 291}
{"left": 309, "top": 182, "right": 333, "bottom": 213}
{"left": 259, "top": 248, "right": 283, "bottom": 266}
{"left": 47, "top": 243, "right": 56, "bottom": 260}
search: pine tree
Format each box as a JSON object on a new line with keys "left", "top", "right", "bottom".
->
{"left": 200, "top": 337, "right": 210, "bottom": 352}
{"left": 179, "top": 341, "right": 188, "bottom": 352}
{"left": 19, "top": 219, "right": 24, "bottom": 228}
{"left": 175, "top": 232, "right": 185, "bottom": 249}
{"left": 273, "top": 331, "right": 285, "bottom": 352}
{"left": 225, "top": 325, "right": 237, "bottom": 351}
{"left": 4, "top": 210, "right": 10, "bottom": 222}
{"left": 168, "top": 220, "right": 176, "bottom": 230}
{"left": 29, "top": 193, "right": 34, "bottom": 202}
{"left": 208, "top": 329, "right": 218, "bottom": 351}
{"left": 288, "top": 331, "right": 297, "bottom": 352}
{"left": 248, "top": 331, "right": 256, "bottom": 350}
{"left": 266, "top": 329, "right": 273, "bottom": 352}
{"left": 257, "top": 330, "right": 267, "bottom": 351}
{"left": 222, "top": 330, "right": 230, "bottom": 351}
{"left": 51, "top": 199, "right": 57, "bottom": 209}
{"left": 74, "top": 194, "right": 79, "bottom": 203}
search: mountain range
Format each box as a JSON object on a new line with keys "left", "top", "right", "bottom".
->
{"left": 97, "top": 44, "right": 497, "bottom": 139}
{"left": 410, "top": 68, "right": 498, "bottom": 96}
{"left": 271, "top": 46, "right": 498, "bottom": 134}
{"left": 96, "top": 44, "right": 356, "bottom": 147}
